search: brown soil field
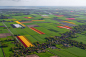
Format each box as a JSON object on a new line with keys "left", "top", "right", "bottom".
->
{"left": 0, "top": 33, "right": 11, "bottom": 38}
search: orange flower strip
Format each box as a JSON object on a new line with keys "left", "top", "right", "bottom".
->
{"left": 17, "top": 36, "right": 33, "bottom": 47}
{"left": 15, "top": 21, "right": 26, "bottom": 27}
{"left": 62, "top": 21, "right": 75, "bottom": 24}
{"left": 29, "top": 27, "right": 45, "bottom": 34}
{"left": 24, "top": 17, "right": 33, "bottom": 19}
{"left": 57, "top": 26, "right": 72, "bottom": 29}
{"left": 57, "top": 26, "right": 64, "bottom": 28}
{"left": 32, "top": 20, "right": 45, "bottom": 21}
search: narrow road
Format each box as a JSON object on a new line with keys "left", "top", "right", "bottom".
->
{"left": 2, "top": 22, "right": 19, "bottom": 42}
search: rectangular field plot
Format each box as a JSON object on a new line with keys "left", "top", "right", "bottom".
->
{"left": 26, "top": 25, "right": 40, "bottom": 27}
{"left": 0, "top": 26, "right": 5, "bottom": 27}
{"left": 37, "top": 34, "right": 48, "bottom": 39}
{"left": 60, "top": 22, "right": 76, "bottom": 27}
{"left": 63, "top": 47, "right": 86, "bottom": 57}
{"left": 32, "top": 35, "right": 46, "bottom": 43}
{"left": 4, "top": 22, "right": 13, "bottom": 28}
{"left": 9, "top": 28, "right": 28, "bottom": 35}
{"left": 0, "top": 23, "right": 4, "bottom": 26}
{"left": 0, "top": 33, "right": 11, "bottom": 38}
{"left": 24, "top": 35, "right": 37, "bottom": 43}
{"left": 29, "top": 27, "right": 45, "bottom": 34}
{"left": 0, "top": 44, "right": 4, "bottom": 57}
{"left": 21, "top": 21, "right": 32, "bottom": 23}
{"left": 23, "top": 27, "right": 39, "bottom": 35}
{"left": 0, "top": 29, "right": 9, "bottom": 34}
{"left": 35, "top": 51, "right": 54, "bottom": 57}
{"left": 47, "top": 47, "right": 86, "bottom": 57}
{"left": 34, "top": 27, "right": 61, "bottom": 36}
{"left": 36, "top": 23, "right": 69, "bottom": 33}
{"left": 17, "top": 36, "right": 34, "bottom": 47}
{"left": 72, "top": 34, "right": 86, "bottom": 44}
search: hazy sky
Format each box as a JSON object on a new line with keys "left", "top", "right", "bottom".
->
{"left": 0, "top": 0, "right": 86, "bottom": 6}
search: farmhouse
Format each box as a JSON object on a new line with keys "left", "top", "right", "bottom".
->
{"left": 13, "top": 24, "right": 22, "bottom": 28}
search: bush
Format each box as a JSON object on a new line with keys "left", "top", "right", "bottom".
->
{"left": 1, "top": 43, "right": 8, "bottom": 47}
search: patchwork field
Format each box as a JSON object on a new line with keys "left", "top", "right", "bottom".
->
{"left": 0, "top": 7, "right": 86, "bottom": 57}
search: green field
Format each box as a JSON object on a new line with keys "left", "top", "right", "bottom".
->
{"left": 0, "top": 37, "right": 16, "bottom": 57}
{"left": 0, "top": 7, "right": 86, "bottom": 57}
{"left": 0, "top": 43, "right": 4, "bottom": 57}
{"left": 35, "top": 51, "right": 54, "bottom": 57}
{"left": 72, "top": 34, "right": 86, "bottom": 44}
{"left": 46, "top": 47, "right": 86, "bottom": 57}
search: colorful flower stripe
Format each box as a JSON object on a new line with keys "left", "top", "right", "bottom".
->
{"left": 66, "top": 18, "right": 76, "bottom": 20}
{"left": 57, "top": 26, "right": 64, "bottom": 28}
{"left": 24, "top": 17, "right": 32, "bottom": 19}
{"left": 30, "top": 27, "right": 45, "bottom": 34}
{"left": 62, "top": 21, "right": 75, "bottom": 24}
{"left": 17, "top": 36, "right": 33, "bottom": 47}
{"left": 17, "top": 36, "right": 28, "bottom": 47}
{"left": 57, "top": 26, "right": 72, "bottom": 29}
{"left": 32, "top": 20, "right": 45, "bottom": 21}
{"left": 15, "top": 21, "right": 26, "bottom": 27}
{"left": 29, "top": 27, "right": 45, "bottom": 34}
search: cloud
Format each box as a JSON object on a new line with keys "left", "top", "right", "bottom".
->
{"left": 0, "top": 0, "right": 21, "bottom": 2}
{"left": 0, "top": 0, "right": 86, "bottom": 6}
{"left": 11, "top": 0, "right": 21, "bottom": 1}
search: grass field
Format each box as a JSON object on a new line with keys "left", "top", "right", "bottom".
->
{"left": 72, "top": 34, "right": 86, "bottom": 44}
{"left": 46, "top": 47, "right": 86, "bottom": 57}
{"left": 35, "top": 51, "right": 54, "bottom": 57}
{"left": 0, "top": 37, "right": 16, "bottom": 57}
{"left": 0, "top": 43, "right": 4, "bottom": 57}
{"left": 3, "top": 41, "right": 16, "bottom": 57}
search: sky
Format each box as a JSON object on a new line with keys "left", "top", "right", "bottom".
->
{"left": 0, "top": 0, "right": 86, "bottom": 6}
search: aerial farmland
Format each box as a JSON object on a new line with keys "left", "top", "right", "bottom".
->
{"left": 0, "top": 6, "right": 86, "bottom": 57}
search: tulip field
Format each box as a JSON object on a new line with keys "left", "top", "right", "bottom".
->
{"left": 29, "top": 27, "right": 45, "bottom": 34}
{"left": 0, "top": 7, "right": 86, "bottom": 57}
{"left": 17, "top": 36, "right": 33, "bottom": 47}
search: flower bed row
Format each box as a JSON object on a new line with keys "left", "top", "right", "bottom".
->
{"left": 24, "top": 17, "right": 33, "bottom": 19}
{"left": 15, "top": 21, "right": 26, "bottom": 27}
{"left": 62, "top": 21, "right": 75, "bottom": 24}
{"left": 32, "top": 20, "right": 45, "bottom": 21}
{"left": 57, "top": 26, "right": 72, "bottom": 29}
{"left": 66, "top": 18, "right": 76, "bottom": 20}
{"left": 17, "top": 36, "right": 33, "bottom": 47}
{"left": 29, "top": 27, "right": 45, "bottom": 34}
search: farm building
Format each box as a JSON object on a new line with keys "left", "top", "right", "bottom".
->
{"left": 13, "top": 24, "right": 22, "bottom": 28}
